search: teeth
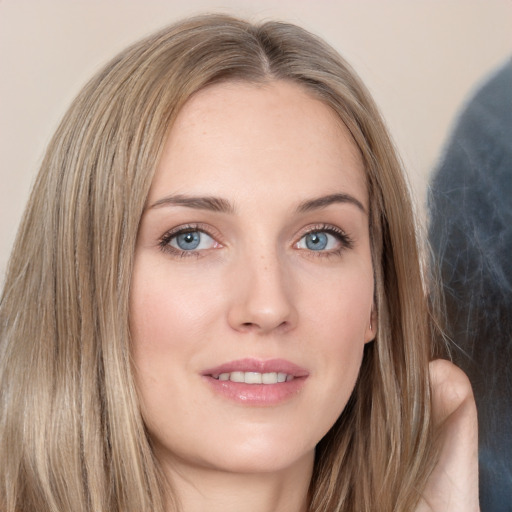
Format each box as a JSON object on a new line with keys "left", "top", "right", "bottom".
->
{"left": 245, "top": 372, "right": 262, "bottom": 384}
{"left": 230, "top": 371, "right": 245, "bottom": 383}
{"left": 215, "top": 371, "right": 293, "bottom": 384}
{"left": 262, "top": 372, "right": 277, "bottom": 384}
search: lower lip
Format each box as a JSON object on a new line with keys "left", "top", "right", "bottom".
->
{"left": 204, "top": 376, "right": 307, "bottom": 406}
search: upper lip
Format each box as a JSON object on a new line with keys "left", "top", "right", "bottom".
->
{"left": 202, "top": 358, "right": 309, "bottom": 377}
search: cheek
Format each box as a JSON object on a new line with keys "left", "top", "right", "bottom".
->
{"left": 128, "top": 259, "right": 213, "bottom": 439}
{"left": 128, "top": 257, "right": 214, "bottom": 412}
{"left": 130, "top": 257, "right": 220, "bottom": 352}
{"left": 297, "top": 265, "right": 373, "bottom": 431}
{"left": 304, "top": 260, "right": 373, "bottom": 343}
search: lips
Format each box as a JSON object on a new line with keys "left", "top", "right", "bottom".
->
{"left": 202, "top": 358, "right": 309, "bottom": 405}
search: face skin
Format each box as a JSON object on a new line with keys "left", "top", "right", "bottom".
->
{"left": 130, "top": 80, "right": 375, "bottom": 511}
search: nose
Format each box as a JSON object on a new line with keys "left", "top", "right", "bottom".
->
{"left": 226, "top": 251, "right": 298, "bottom": 335}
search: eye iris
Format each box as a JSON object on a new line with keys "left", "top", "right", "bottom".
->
{"left": 176, "top": 232, "right": 200, "bottom": 250}
{"left": 306, "top": 232, "right": 328, "bottom": 250}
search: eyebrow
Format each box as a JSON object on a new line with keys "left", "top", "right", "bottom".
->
{"left": 297, "top": 193, "right": 367, "bottom": 214}
{"left": 149, "top": 194, "right": 234, "bottom": 213}
{"left": 148, "top": 192, "right": 366, "bottom": 215}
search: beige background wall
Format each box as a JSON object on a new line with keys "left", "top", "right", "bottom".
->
{"left": 1, "top": 0, "right": 511, "bottom": 280}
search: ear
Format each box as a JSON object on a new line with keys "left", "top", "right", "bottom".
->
{"left": 364, "top": 306, "right": 377, "bottom": 343}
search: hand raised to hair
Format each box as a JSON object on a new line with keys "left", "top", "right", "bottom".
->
{"left": 416, "top": 359, "right": 480, "bottom": 512}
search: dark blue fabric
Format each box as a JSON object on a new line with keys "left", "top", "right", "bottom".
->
{"left": 429, "top": 59, "right": 512, "bottom": 512}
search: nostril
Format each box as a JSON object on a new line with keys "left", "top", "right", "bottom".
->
{"left": 239, "top": 320, "right": 289, "bottom": 333}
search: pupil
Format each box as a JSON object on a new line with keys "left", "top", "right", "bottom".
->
{"left": 306, "top": 232, "right": 328, "bottom": 250}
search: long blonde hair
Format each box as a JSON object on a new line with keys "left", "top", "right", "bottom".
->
{"left": 0, "top": 14, "right": 435, "bottom": 512}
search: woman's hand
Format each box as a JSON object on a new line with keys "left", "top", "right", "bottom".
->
{"left": 416, "top": 359, "right": 480, "bottom": 512}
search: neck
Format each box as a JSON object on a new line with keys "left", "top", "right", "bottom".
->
{"left": 162, "top": 451, "right": 314, "bottom": 512}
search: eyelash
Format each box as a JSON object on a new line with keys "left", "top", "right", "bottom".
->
{"left": 158, "top": 223, "right": 219, "bottom": 258}
{"left": 158, "top": 223, "right": 354, "bottom": 258}
{"left": 296, "top": 224, "right": 354, "bottom": 257}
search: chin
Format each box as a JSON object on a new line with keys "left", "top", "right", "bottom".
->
{"left": 154, "top": 429, "right": 316, "bottom": 476}
{"left": 203, "top": 444, "right": 315, "bottom": 475}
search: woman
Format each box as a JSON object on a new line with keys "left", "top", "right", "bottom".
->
{"left": 0, "top": 14, "right": 478, "bottom": 512}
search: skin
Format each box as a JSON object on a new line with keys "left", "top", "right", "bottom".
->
{"left": 130, "top": 80, "right": 375, "bottom": 512}
{"left": 130, "top": 79, "right": 480, "bottom": 511}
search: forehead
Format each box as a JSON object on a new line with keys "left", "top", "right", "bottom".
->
{"left": 149, "top": 80, "right": 367, "bottom": 209}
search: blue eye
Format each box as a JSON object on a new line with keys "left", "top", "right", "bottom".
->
{"left": 296, "top": 228, "right": 351, "bottom": 253}
{"left": 304, "top": 232, "right": 329, "bottom": 250}
{"left": 168, "top": 230, "right": 216, "bottom": 251}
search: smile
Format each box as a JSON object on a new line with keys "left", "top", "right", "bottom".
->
{"left": 202, "top": 358, "right": 308, "bottom": 405}
{"left": 213, "top": 372, "right": 294, "bottom": 384}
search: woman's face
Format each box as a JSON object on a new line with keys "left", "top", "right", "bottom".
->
{"left": 130, "top": 80, "right": 375, "bottom": 478}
